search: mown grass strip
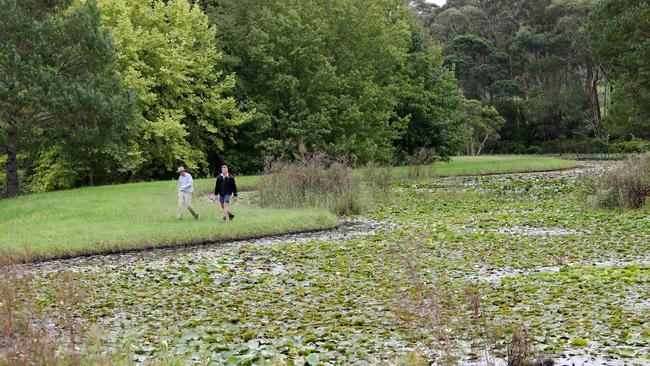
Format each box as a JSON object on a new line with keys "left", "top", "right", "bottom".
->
{"left": 393, "top": 155, "right": 580, "bottom": 178}
{"left": 0, "top": 179, "right": 336, "bottom": 260}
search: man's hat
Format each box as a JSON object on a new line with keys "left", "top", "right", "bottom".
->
{"left": 177, "top": 166, "right": 186, "bottom": 173}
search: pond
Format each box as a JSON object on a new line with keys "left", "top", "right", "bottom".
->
{"left": 9, "top": 162, "right": 650, "bottom": 365}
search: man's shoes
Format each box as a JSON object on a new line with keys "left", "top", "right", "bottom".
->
{"left": 194, "top": 214, "right": 199, "bottom": 220}
{"left": 222, "top": 215, "right": 227, "bottom": 222}
{"left": 228, "top": 213, "right": 235, "bottom": 220}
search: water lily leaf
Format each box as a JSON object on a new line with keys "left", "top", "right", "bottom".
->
{"left": 306, "top": 353, "right": 319, "bottom": 366}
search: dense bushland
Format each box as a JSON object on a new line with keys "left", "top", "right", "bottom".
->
{"left": 414, "top": 0, "right": 650, "bottom": 155}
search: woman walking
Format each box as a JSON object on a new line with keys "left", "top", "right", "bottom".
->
{"left": 215, "top": 164, "right": 238, "bottom": 221}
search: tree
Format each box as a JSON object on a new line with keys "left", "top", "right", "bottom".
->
{"left": 462, "top": 99, "right": 505, "bottom": 155}
{"left": 444, "top": 34, "right": 509, "bottom": 100}
{"left": 588, "top": 0, "right": 650, "bottom": 139}
{"left": 96, "top": 0, "right": 247, "bottom": 179}
{"left": 395, "top": 22, "right": 465, "bottom": 158}
{"left": 0, "top": 0, "right": 134, "bottom": 197}
{"left": 546, "top": 0, "right": 604, "bottom": 139}
{"left": 205, "top": 0, "right": 418, "bottom": 166}
{"left": 424, "top": 0, "right": 611, "bottom": 153}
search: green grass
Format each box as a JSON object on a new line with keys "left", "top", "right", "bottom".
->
{"left": 0, "top": 179, "right": 336, "bottom": 260}
{"left": 391, "top": 155, "right": 579, "bottom": 178}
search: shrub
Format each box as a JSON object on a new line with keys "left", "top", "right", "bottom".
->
{"left": 535, "top": 138, "right": 609, "bottom": 154}
{"left": 501, "top": 141, "right": 528, "bottom": 154}
{"left": 585, "top": 152, "right": 650, "bottom": 209}
{"left": 362, "top": 162, "right": 393, "bottom": 193}
{"left": 258, "top": 152, "right": 364, "bottom": 215}
{"left": 611, "top": 138, "right": 650, "bottom": 154}
{"left": 527, "top": 145, "right": 543, "bottom": 155}
{"left": 405, "top": 148, "right": 437, "bottom": 180}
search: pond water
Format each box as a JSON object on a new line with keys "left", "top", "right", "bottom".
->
{"left": 10, "top": 161, "right": 650, "bottom": 365}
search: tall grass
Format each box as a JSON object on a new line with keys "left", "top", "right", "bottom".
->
{"left": 361, "top": 162, "right": 393, "bottom": 193}
{"left": 258, "top": 153, "right": 365, "bottom": 215}
{"left": 257, "top": 154, "right": 579, "bottom": 215}
{"left": 0, "top": 251, "right": 133, "bottom": 366}
{"left": 404, "top": 148, "right": 437, "bottom": 180}
{"left": 392, "top": 236, "right": 555, "bottom": 366}
{"left": 584, "top": 152, "right": 650, "bottom": 209}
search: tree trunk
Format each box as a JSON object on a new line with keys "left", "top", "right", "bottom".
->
{"left": 476, "top": 133, "right": 490, "bottom": 155}
{"left": 586, "top": 62, "right": 603, "bottom": 139}
{"left": 6, "top": 131, "right": 19, "bottom": 198}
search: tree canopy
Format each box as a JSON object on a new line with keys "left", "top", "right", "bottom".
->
{"left": 0, "top": 0, "right": 134, "bottom": 196}
{"left": 2, "top": 0, "right": 649, "bottom": 196}
{"left": 588, "top": 0, "right": 650, "bottom": 139}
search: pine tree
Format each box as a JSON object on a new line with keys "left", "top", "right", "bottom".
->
{"left": 0, "top": 0, "right": 134, "bottom": 196}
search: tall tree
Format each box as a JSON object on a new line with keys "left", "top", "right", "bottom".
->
{"left": 462, "top": 99, "right": 505, "bottom": 155}
{"left": 444, "top": 33, "right": 509, "bottom": 99}
{"left": 426, "top": 0, "right": 609, "bottom": 152}
{"left": 396, "top": 22, "right": 465, "bottom": 157}
{"left": 588, "top": 0, "right": 650, "bottom": 139}
{"left": 206, "top": 0, "right": 412, "bottom": 166}
{"left": 96, "top": 0, "right": 247, "bottom": 179}
{"left": 0, "top": 0, "right": 134, "bottom": 197}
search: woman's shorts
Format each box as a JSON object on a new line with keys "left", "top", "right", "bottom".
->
{"left": 219, "top": 194, "right": 231, "bottom": 204}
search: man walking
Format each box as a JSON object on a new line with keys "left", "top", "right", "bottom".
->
{"left": 177, "top": 166, "right": 199, "bottom": 220}
{"left": 215, "top": 164, "right": 238, "bottom": 221}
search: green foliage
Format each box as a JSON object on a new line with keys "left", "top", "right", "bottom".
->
{"left": 0, "top": 0, "right": 135, "bottom": 196}
{"left": 206, "top": 0, "right": 462, "bottom": 166}
{"left": 524, "top": 84, "right": 591, "bottom": 141}
{"left": 444, "top": 34, "right": 508, "bottom": 99}
{"left": 588, "top": 0, "right": 650, "bottom": 139}
{"left": 396, "top": 25, "right": 465, "bottom": 158}
{"left": 96, "top": 0, "right": 248, "bottom": 179}
{"left": 584, "top": 152, "right": 650, "bottom": 210}
{"left": 461, "top": 100, "right": 505, "bottom": 155}
{"left": 426, "top": 0, "right": 619, "bottom": 152}
{"left": 610, "top": 138, "right": 650, "bottom": 154}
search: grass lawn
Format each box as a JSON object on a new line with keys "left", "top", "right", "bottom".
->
{"left": 0, "top": 179, "right": 336, "bottom": 260}
{"left": 392, "top": 154, "right": 579, "bottom": 178}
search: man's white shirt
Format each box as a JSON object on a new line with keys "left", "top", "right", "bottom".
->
{"left": 178, "top": 173, "right": 194, "bottom": 193}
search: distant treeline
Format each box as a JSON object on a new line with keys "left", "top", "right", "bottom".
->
{"left": 413, "top": 0, "right": 649, "bottom": 154}
{"left": 1, "top": 0, "right": 648, "bottom": 197}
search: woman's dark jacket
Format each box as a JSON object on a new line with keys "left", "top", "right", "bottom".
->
{"left": 215, "top": 174, "right": 238, "bottom": 196}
